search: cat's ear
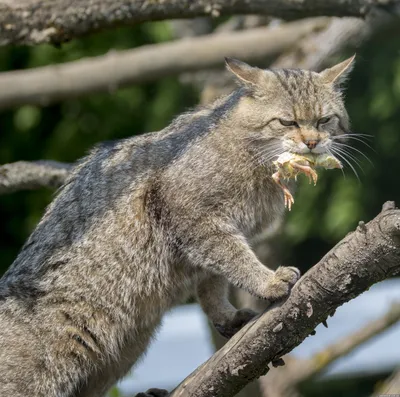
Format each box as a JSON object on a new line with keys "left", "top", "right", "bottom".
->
{"left": 225, "top": 58, "right": 264, "bottom": 87}
{"left": 320, "top": 55, "right": 356, "bottom": 86}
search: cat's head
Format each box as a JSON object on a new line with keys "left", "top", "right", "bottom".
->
{"left": 226, "top": 57, "right": 355, "bottom": 160}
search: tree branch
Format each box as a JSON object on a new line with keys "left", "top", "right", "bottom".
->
{"left": 258, "top": 302, "right": 400, "bottom": 397}
{"left": 0, "top": 0, "right": 396, "bottom": 46}
{"left": 170, "top": 202, "right": 400, "bottom": 397}
{"left": 273, "top": 6, "right": 393, "bottom": 70}
{"left": 306, "top": 302, "right": 400, "bottom": 378}
{"left": 197, "top": 7, "right": 399, "bottom": 104}
{"left": 0, "top": 161, "right": 70, "bottom": 195}
{"left": 372, "top": 368, "right": 400, "bottom": 395}
{"left": 0, "top": 18, "right": 328, "bottom": 110}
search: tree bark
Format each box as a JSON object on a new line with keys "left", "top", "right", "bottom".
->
{"left": 258, "top": 302, "right": 400, "bottom": 397}
{"left": 170, "top": 202, "right": 400, "bottom": 397}
{"left": 0, "top": 18, "right": 328, "bottom": 110}
{"left": 0, "top": 161, "right": 71, "bottom": 195}
{"left": 1, "top": 0, "right": 396, "bottom": 46}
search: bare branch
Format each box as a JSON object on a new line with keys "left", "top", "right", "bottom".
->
{"left": 198, "top": 8, "right": 398, "bottom": 104}
{"left": 304, "top": 302, "right": 400, "bottom": 379}
{"left": 0, "top": 0, "right": 396, "bottom": 46}
{"left": 0, "top": 19, "right": 328, "bottom": 111}
{"left": 0, "top": 161, "right": 70, "bottom": 195}
{"left": 259, "top": 301, "right": 400, "bottom": 397}
{"left": 273, "top": 7, "right": 392, "bottom": 70}
{"left": 372, "top": 369, "right": 400, "bottom": 395}
{"left": 170, "top": 203, "right": 400, "bottom": 397}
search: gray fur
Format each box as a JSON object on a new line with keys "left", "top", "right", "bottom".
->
{"left": 0, "top": 57, "right": 353, "bottom": 396}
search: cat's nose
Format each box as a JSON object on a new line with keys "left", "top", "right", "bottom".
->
{"left": 304, "top": 139, "right": 319, "bottom": 150}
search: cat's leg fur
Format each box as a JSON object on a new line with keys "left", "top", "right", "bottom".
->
{"left": 197, "top": 274, "right": 258, "bottom": 339}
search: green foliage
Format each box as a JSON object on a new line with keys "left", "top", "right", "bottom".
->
{"left": 282, "top": 38, "right": 400, "bottom": 270}
{"left": 107, "top": 386, "right": 123, "bottom": 397}
{"left": 0, "top": 23, "right": 196, "bottom": 270}
{"left": 0, "top": 21, "right": 399, "bottom": 397}
{"left": 0, "top": 24, "right": 400, "bottom": 280}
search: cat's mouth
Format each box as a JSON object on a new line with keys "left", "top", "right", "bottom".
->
{"left": 271, "top": 152, "right": 342, "bottom": 210}
{"left": 283, "top": 138, "right": 332, "bottom": 156}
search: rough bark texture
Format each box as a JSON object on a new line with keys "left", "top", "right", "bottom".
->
{"left": 1, "top": 0, "right": 397, "bottom": 46}
{"left": 0, "top": 18, "right": 328, "bottom": 110}
{"left": 170, "top": 202, "right": 400, "bottom": 397}
{"left": 0, "top": 161, "right": 71, "bottom": 195}
{"left": 259, "top": 302, "right": 400, "bottom": 397}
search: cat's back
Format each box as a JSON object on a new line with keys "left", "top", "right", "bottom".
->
{"left": 0, "top": 132, "right": 171, "bottom": 292}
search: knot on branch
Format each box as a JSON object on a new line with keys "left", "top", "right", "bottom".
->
{"left": 382, "top": 201, "right": 396, "bottom": 212}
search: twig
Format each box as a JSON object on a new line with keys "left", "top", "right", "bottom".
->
{"left": 305, "top": 302, "right": 400, "bottom": 379}
{"left": 0, "top": 0, "right": 394, "bottom": 46}
{"left": 170, "top": 202, "right": 400, "bottom": 397}
{"left": 0, "top": 19, "right": 328, "bottom": 110}
{"left": 0, "top": 161, "right": 71, "bottom": 195}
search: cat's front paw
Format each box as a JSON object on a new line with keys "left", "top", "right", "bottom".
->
{"left": 135, "top": 388, "right": 169, "bottom": 397}
{"left": 263, "top": 266, "right": 300, "bottom": 302}
{"left": 214, "top": 308, "right": 258, "bottom": 339}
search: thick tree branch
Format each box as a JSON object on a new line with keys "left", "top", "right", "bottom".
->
{"left": 0, "top": 161, "right": 70, "bottom": 195}
{"left": 212, "top": 299, "right": 400, "bottom": 397}
{"left": 0, "top": 19, "right": 328, "bottom": 111}
{"left": 170, "top": 202, "right": 400, "bottom": 397}
{"left": 0, "top": 0, "right": 397, "bottom": 46}
{"left": 259, "top": 303, "right": 400, "bottom": 397}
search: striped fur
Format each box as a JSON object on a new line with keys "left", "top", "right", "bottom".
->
{"left": 0, "top": 57, "right": 354, "bottom": 397}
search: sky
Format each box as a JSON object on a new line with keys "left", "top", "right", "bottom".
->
{"left": 117, "top": 278, "right": 400, "bottom": 395}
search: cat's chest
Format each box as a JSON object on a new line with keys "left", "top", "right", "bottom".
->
{"left": 237, "top": 179, "right": 289, "bottom": 239}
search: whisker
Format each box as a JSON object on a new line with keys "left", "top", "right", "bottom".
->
{"left": 332, "top": 135, "right": 375, "bottom": 152}
{"left": 332, "top": 146, "right": 365, "bottom": 174}
{"left": 246, "top": 150, "right": 281, "bottom": 173}
{"left": 327, "top": 148, "right": 346, "bottom": 179}
{"left": 340, "top": 133, "right": 373, "bottom": 139}
{"left": 255, "top": 152, "right": 285, "bottom": 168}
{"left": 333, "top": 142, "right": 374, "bottom": 166}
{"left": 330, "top": 147, "right": 360, "bottom": 182}
{"left": 218, "top": 140, "right": 282, "bottom": 166}
{"left": 251, "top": 145, "right": 284, "bottom": 162}
{"left": 250, "top": 148, "right": 286, "bottom": 173}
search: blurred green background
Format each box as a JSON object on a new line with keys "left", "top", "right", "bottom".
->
{"left": 0, "top": 18, "right": 399, "bottom": 397}
{"left": 1, "top": 22, "right": 398, "bottom": 274}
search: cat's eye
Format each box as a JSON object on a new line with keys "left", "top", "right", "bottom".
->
{"left": 279, "top": 119, "right": 299, "bottom": 127}
{"left": 318, "top": 116, "right": 331, "bottom": 125}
